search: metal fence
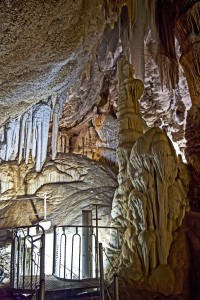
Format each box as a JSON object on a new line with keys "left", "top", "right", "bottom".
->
{"left": 10, "top": 225, "right": 45, "bottom": 299}
{"left": 52, "top": 225, "right": 119, "bottom": 281}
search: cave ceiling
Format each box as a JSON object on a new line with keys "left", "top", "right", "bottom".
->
{"left": 0, "top": 0, "right": 191, "bottom": 149}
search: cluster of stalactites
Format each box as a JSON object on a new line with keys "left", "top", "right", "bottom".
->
{"left": 155, "top": 0, "right": 179, "bottom": 90}
{"left": 0, "top": 96, "right": 65, "bottom": 172}
{"left": 104, "top": 0, "right": 181, "bottom": 91}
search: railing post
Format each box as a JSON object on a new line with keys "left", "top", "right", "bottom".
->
{"left": 99, "top": 242, "right": 105, "bottom": 300}
{"left": 95, "top": 205, "right": 99, "bottom": 279}
{"left": 39, "top": 232, "right": 45, "bottom": 300}
{"left": 82, "top": 210, "right": 92, "bottom": 279}
{"left": 52, "top": 226, "right": 57, "bottom": 275}
{"left": 10, "top": 231, "right": 16, "bottom": 289}
{"left": 114, "top": 273, "right": 119, "bottom": 300}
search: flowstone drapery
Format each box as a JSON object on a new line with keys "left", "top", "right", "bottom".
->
{"left": 110, "top": 58, "right": 189, "bottom": 293}
{"left": 127, "top": 128, "right": 189, "bottom": 274}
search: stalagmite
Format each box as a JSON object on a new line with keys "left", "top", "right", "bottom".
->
{"left": 110, "top": 57, "right": 144, "bottom": 248}
{"left": 110, "top": 58, "right": 189, "bottom": 286}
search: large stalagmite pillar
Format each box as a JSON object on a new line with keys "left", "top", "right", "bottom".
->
{"left": 110, "top": 58, "right": 189, "bottom": 293}
{"left": 111, "top": 57, "right": 144, "bottom": 246}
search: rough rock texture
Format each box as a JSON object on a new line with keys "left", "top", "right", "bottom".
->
{"left": 0, "top": 153, "right": 117, "bottom": 228}
{"left": 0, "top": 0, "right": 192, "bottom": 170}
{"left": 109, "top": 58, "right": 189, "bottom": 297}
{"left": 0, "top": 0, "right": 106, "bottom": 125}
{"left": 159, "top": 0, "right": 200, "bottom": 209}
{"left": 106, "top": 212, "right": 200, "bottom": 300}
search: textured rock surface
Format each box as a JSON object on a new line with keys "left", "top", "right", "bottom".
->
{"left": 109, "top": 58, "right": 189, "bottom": 297}
{"left": 0, "top": 153, "right": 117, "bottom": 228}
{"left": 106, "top": 212, "right": 200, "bottom": 300}
{"left": 0, "top": 0, "right": 106, "bottom": 125}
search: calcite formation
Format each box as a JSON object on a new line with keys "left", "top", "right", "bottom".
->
{"left": 0, "top": 153, "right": 117, "bottom": 228}
{"left": 111, "top": 58, "right": 144, "bottom": 245}
{"left": 0, "top": 97, "right": 65, "bottom": 171}
{"left": 110, "top": 58, "right": 189, "bottom": 295}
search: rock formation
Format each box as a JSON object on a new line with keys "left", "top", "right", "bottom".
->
{"left": 0, "top": 153, "right": 117, "bottom": 228}
{"left": 110, "top": 58, "right": 189, "bottom": 295}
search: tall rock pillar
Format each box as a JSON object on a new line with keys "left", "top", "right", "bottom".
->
{"left": 111, "top": 58, "right": 144, "bottom": 244}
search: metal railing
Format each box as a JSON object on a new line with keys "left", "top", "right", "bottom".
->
{"left": 52, "top": 225, "right": 119, "bottom": 281}
{"left": 10, "top": 225, "right": 45, "bottom": 300}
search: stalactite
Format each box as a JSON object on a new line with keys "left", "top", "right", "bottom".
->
{"left": 18, "top": 102, "right": 51, "bottom": 171}
{"left": 129, "top": 0, "right": 145, "bottom": 81}
{"left": 18, "top": 115, "right": 26, "bottom": 164}
{"left": 18, "top": 108, "right": 33, "bottom": 164}
{"left": 0, "top": 126, "right": 6, "bottom": 161}
{"left": 51, "top": 96, "right": 65, "bottom": 160}
{"left": 31, "top": 115, "right": 37, "bottom": 162}
{"left": 33, "top": 103, "right": 51, "bottom": 172}
{"left": 52, "top": 100, "right": 60, "bottom": 160}
{"left": 155, "top": 0, "right": 178, "bottom": 90}
{"left": 5, "top": 117, "right": 20, "bottom": 161}
{"left": 35, "top": 118, "right": 42, "bottom": 172}
{"left": 24, "top": 109, "right": 33, "bottom": 164}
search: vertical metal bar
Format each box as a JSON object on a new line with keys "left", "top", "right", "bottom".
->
{"left": 59, "top": 231, "right": 66, "bottom": 278}
{"left": 99, "top": 243, "right": 105, "bottom": 300}
{"left": 71, "top": 231, "right": 75, "bottom": 279}
{"left": 71, "top": 228, "right": 81, "bottom": 279}
{"left": 63, "top": 233, "right": 67, "bottom": 279}
{"left": 82, "top": 210, "right": 92, "bottom": 279}
{"left": 39, "top": 232, "right": 45, "bottom": 300}
{"left": 59, "top": 234, "right": 63, "bottom": 277}
{"left": 22, "top": 241, "right": 27, "bottom": 288}
{"left": 78, "top": 229, "right": 81, "bottom": 280}
{"left": 95, "top": 205, "right": 99, "bottom": 279}
{"left": 10, "top": 231, "right": 16, "bottom": 289}
{"left": 30, "top": 236, "right": 33, "bottom": 290}
{"left": 16, "top": 235, "right": 20, "bottom": 289}
{"left": 52, "top": 226, "right": 57, "bottom": 275}
{"left": 114, "top": 274, "right": 119, "bottom": 300}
